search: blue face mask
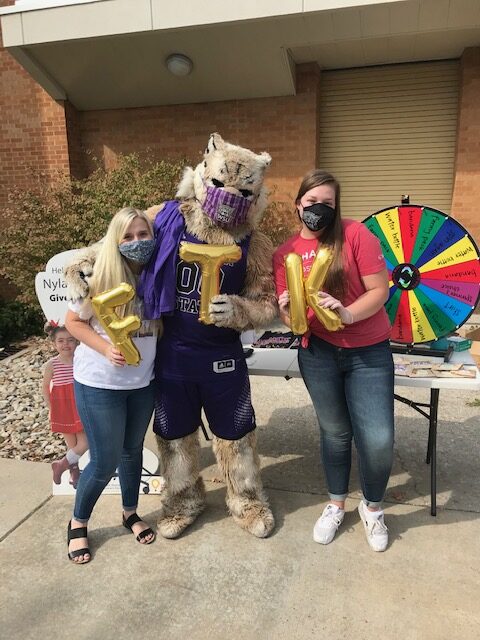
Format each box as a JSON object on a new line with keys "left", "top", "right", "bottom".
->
{"left": 118, "top": 239, "right": 155, "bottom": 264}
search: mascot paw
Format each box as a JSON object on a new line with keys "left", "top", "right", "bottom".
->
{"left": 66, "top": 264, "right": 92, "bottom": 300}
{"left": 209, "top": 294, "right": 235, "bottom": 327}
{"left": 230, "top": 499, "right": 275, "bottom": 538}
{"left": 157, "top": 478, "right": 206, "bottom": 538}
{"left": 158, "top": 513, "right": 203, "bottom": 539}
{"left": 64, "top": 249, "right": 98, "bottom": 300}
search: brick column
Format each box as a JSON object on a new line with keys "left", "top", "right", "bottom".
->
{"left": 0, "top": 2, "right": 72, "bottom": 297}
{"left": 0, "top": 34, "right": 70, "bottom": 213}
{"left": 65, "top": 101, "right": 87, "bottom": 179}
{"left": 451, "top": 47, "right": 480, "bottom": 244}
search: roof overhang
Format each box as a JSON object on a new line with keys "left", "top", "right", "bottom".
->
{"left": 1, "top": 0, "right": 480, "bottom": 110}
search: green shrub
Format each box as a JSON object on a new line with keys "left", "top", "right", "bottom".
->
{"left": 0, "top": 153, "right": 186, "bottom": 307}
{"left": 0, "top": 154, "right": 296, "bottom": 325}
{"left": 260, "top": 194, "right": 298, "bottom": 248}
{"left": 0, "top": 300, "right": 44, "bottom": 347}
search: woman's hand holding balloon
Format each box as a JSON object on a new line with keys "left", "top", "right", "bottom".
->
{"left": 104, "top": 344, "right": 126, "bottom": 367}
{"left": 278, "top": 290, "right": 290, "bottom": 313}
{"left": 318, "top": 291, "right": 354, "bottom": 325}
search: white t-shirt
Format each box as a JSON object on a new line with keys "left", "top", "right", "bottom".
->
{"left": 69, "top": 298, "right": 157, "bottom": 390}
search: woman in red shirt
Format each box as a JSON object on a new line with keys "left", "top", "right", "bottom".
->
{"left": 273, "top": 169, "right": 394, "bottom": 552}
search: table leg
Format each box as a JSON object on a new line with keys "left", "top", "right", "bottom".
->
{"left": 429, "top": 388, "right": 440, "bottom": 516}
{"left": 394, "top": 391, "right": 440, "bottom": 516}
{"left": 426, "top": 425, "right": 432, "bottom": 464}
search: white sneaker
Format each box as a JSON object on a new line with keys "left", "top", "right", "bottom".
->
{"left": 358, "top": 501, "right": 388, "bottom": 552}
{"left": 313, "top": 504, "right": 345, "bottom": 545}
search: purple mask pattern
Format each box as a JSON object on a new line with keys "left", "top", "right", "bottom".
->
{"left": 202, "top": 183, "right": 252, "bottom": 228}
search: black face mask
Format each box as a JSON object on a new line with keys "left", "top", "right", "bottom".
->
{"left": 302, "top": 202, "right": 336, "bottom": 232}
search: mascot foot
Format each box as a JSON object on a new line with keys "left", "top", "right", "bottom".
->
{"left": 157, "top": 478, "right": 206, "bottom": 539}
{"left": 158, "top": 512, "right": 203, "bottom": 539}
{"left": 229, "top": 497, "right": 275, "bottom": 538}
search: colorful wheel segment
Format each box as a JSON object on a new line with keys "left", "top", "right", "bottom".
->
{"left": 363, "top": 205, "right": 480, "bottom": 344}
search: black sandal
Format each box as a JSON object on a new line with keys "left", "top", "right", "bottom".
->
{"left": 122, "top": 513, "right": 155, "bottom": 544}
{"left": 67, "top": 520, "right": 91, "bottom": 563}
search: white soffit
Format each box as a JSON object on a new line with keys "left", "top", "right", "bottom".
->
{"left": 23, "top": 25, "right": 298, "bottom": 109}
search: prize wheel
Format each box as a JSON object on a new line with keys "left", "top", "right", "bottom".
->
{"left": 363, "top": 205, "right": 480, "bottom": 344}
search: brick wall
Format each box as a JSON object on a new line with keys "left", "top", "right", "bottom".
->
{"left": 0, "top": 33, "right": 70, "bottom": 214}
{"left": 0, "top": 4, "right": 71, "bottom": 297}
{"left": 77, "top": 63, "right": 321, "bottom": 206}
{"left": 452, "top": 47, "right": 480, "bottom": 245}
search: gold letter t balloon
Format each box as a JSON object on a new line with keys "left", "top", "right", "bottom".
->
{"left": 91, "top": 283, "right": 142, "bottom": 366}
{"left": 179, "top": 243, "right": 242, "bottom": 324}
{"left": 285, "top": 247, "right": 343, "bottom": 335}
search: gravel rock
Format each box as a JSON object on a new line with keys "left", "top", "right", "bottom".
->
{"left": 0, "top": 337, "right": 65, "bottom": 461}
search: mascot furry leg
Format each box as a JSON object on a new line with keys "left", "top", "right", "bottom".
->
{"left": 155, "top": 432, "right": 206, "bottom": 538}
{"left": 213, "top": 432, "right": 274, "bottom": 537}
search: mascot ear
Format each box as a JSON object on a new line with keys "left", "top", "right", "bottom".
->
{"left": 205, "top": 132, "right": 225, "bottom": 155}
{"left": 176, "top": 166, "right": 196, "bottom": 199}
{"left": 258, "top": 152, "right": 272, "bottom": 168}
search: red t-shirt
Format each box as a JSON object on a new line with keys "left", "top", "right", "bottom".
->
{"left": 273, "top": 219, "right": 391, "bottom": 348}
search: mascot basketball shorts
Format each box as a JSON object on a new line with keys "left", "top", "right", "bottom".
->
{"left": 153, "top": 365, "right": 256, "bottom": 441}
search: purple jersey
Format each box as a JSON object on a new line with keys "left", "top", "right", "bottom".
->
{"left": 157, "top": 230, "right": 251, "bottom": 381}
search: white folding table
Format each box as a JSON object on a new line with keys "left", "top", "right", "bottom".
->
{"left": 244, "top": 344, "right": 480, "bottom": 515}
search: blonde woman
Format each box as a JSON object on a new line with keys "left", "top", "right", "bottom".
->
{"left": 65, "top": 208, "right": 158, "bottom": 564}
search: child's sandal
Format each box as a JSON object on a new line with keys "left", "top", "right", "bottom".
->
{"left": 122, "top": 513, "right": 155, "bottom": 544}
{"left": 67, "top": 520, "right": 91, "bottom": 563}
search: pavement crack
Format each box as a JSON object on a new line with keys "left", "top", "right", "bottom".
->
{"left": 0, "top": 494, "right": 52, "bottom": 542}
{"left": 263, "top": 484, "right": 328, "bottom": 497}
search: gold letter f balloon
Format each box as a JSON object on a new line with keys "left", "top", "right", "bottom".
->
{"left": 285, "top": 248, "right": 343, "bottom": 335}
{"left": 91, "top": 283, "right": 141, "bottom": 366}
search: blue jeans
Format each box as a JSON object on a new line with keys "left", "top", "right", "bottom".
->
{"left": 73, "top": 381, "right": 154, "bottom": 522}
{"left": 298, "top": 336, "right": 394, "bottom": 507}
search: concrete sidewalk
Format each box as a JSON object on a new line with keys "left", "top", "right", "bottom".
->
{"left": 1, "top": 376, "right": 479, "bottom": 640}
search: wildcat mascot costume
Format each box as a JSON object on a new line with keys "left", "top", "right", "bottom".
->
{"left": 65, "top": 133, "right": 277, "bottom": 538}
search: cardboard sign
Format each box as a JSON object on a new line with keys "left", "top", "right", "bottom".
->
{"left": 35, "top": 249, "right": 80, "bottom": 324}
{"left": 52, "top": 447, "right": 164, "bottom": 496}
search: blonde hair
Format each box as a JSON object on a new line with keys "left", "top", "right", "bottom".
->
{"left": 89, "top": 207, "right": 154, "bottom": 317}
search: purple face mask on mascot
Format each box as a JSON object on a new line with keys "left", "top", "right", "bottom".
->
{"left": 202, "top": 181, "right": 252, "bottom": 228}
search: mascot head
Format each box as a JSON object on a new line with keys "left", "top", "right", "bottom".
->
{"left": 176, "top": 133, "right": 272, "bottom": 233}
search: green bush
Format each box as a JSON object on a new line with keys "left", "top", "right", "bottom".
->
{"left": 0, "top": 300, "right": 44, "bottom": 347}
{"left": 260, "top": 194, "right": 298, "bottom": 248}
{"left": 0, "top": 153, "right": 187, "bottom": 307}
{"left": 0, "top": 153, "right": 296, "bottom": 334}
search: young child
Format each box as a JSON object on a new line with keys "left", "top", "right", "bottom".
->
{"left": 42, "top": 321, "right": 88, "bottom": 488}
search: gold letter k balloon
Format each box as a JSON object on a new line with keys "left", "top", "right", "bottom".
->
{"left": 285, "top": 248, "right": 343, "bottom": 335}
